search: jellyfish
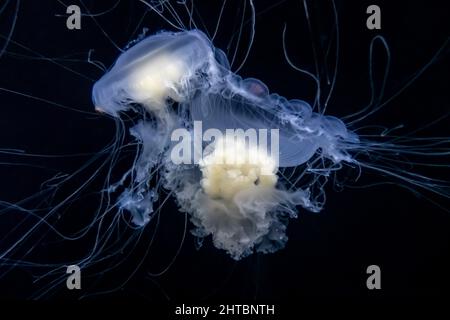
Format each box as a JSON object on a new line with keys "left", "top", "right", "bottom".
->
{"left": 91, "top": 28, "right": 449, "bottom": 260}
{"left": 0, "top": 0, "right": 448, "bottom": 299}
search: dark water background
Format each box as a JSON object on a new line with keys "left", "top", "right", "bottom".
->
{"left": 0, "top": 0, "right": 448, "bottom": 309}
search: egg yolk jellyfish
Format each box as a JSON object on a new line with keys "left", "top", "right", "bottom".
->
{"left": 0, "top": 0, "right": 449, "bottom": 298}
{"left": 91, "top": 27, "right": 361, "bottom": 259}
{"left": 92, "top": 26, "right": 449, "bottom": 259}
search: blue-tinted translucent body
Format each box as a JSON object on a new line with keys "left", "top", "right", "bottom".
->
{"left": 90, "top": 30, "right": 381, "bottom": 259}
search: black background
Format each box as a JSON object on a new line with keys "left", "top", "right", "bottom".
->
{"left": 0, "top": 0, "right": 449, "bottom": 312}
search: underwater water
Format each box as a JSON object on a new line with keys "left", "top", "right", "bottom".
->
{"left": 0, "top": 0, "right": 448, "bottom": 311}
